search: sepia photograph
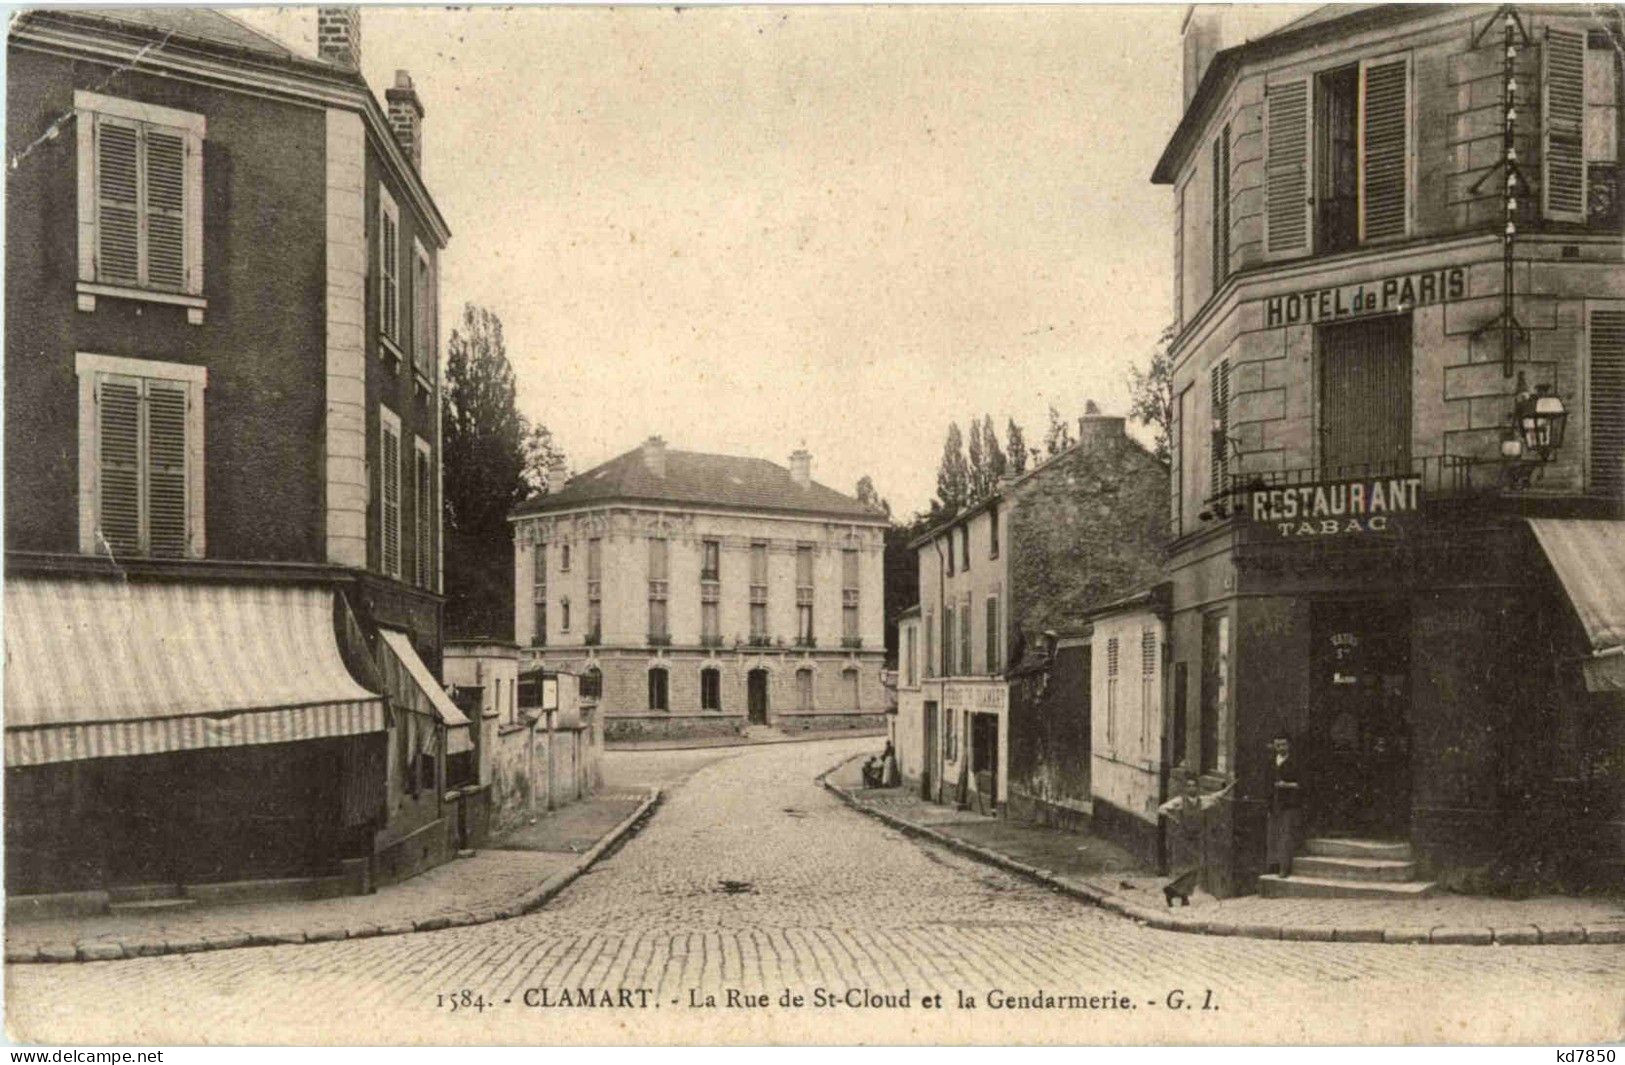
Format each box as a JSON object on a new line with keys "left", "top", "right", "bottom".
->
{"left": 2, "top": 0, "right": 1623, "bottom": 1047}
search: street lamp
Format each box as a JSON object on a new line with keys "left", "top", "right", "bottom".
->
{"left": 1500, "top": 373, "right": 1568, "bottom": 488}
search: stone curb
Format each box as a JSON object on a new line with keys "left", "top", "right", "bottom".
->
{"left": 7, "top": 787, "right": 662, "bottom": 966}
{"left": 609, "top": 728, "right": 887, "bottom": 753}
{"left": 817, "top": 755, "right": 1617, "bottom": 948}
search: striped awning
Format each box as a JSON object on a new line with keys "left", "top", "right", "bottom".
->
{"left": 376, "top": 628, "right": 473, "bottom": 755}
{"left": 4, "top": 578, "right": 385, "bottom": 767}
{"left": 1528, "top": 519, "right": 1625, "bottom": 693}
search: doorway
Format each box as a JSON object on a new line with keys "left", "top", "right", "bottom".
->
{"left": 1308, "top": 600, "right": 1413, "bottom": 838}
{"left": 747, "top": 669, "right": 769, "bottom": 725}
{"left": 922, "top": 702, "right": 938, "bottom": 801}
{"left": 970, "top": 712, "right": 1000, "bottom": 810}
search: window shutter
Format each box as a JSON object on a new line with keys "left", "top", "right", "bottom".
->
{"left": 1213, "top": 124, "right": 1231, "bottom": 283}
{"left": 1209, "top": 359, "right": 1231, "bottom": 496}
{"left": 1264, "top": 77, "right": 1313, "bottom": 256}
{"left": 1590, "top": 309, "right": 1625, "bottom": 497}
{"left": 1359, "top": 56, "right": 1409, "bottom": 241}
{"left": 95, "top": 119, "right": 140, "bottom": 285}
{"left": 1544, "top": 27, "right": 1588, "bottom": 222}
{"left": 416, "top": 450, "right": 432, "bottom": 587}
{"left": 144, "top": 128, "right": 187, "bottom": 290}
{"left": 97, "top": 376, "right": 142, "bottom": 555}
{"left": 382, "top": 424, "right": 401, "bottom": 577}
{"left": 145, "top": 381, "right": 189, "bottom": 558}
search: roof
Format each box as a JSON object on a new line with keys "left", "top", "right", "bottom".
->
{"left": 33, "top": 8, "right": 313, "bottom": 67}
{"left": 897, "top": 604, "right": 921, "bottom": 620}
{"left": 511, "top": 445, "right": 887, "bottom": 523}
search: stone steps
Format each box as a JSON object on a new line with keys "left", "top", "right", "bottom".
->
{"left": 1261, "top": 837, "right": 1436, "bottom": 899}
{"left": 1293, "top": 854, "right": 1418, "bottom": 882}
{"left": 1258, "top": 873, "right": 1438, "bottom": 899}
{"left": 1302, "top": 837, "right": 1414, "bottom": 861}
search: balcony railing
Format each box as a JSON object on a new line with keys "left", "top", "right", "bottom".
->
{"left": 647, "top": 633, "right": 672, "bottom": 647}
{"left": 1195, "top": 454, "right": 1503, "bottom": 526}
{"left": 746, "top": 634, "right": 775, "bottom": 648}
{"left": 795, "top": 635, "right": 817, "bottom": 649}
{"left": 700, "top": 633, "right": 725, "bottom": 648}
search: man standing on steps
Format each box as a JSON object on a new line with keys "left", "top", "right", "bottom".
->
{"left": 1267, "top": 735, "right": 1303, "bottom": 878}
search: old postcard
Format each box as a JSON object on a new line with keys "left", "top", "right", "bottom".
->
{"left": 3, "top": 1, "right": 1623, "bottom": 1047}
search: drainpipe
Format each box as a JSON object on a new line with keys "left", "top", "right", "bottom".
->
{"left": 932, "top": 534, "right": 948, "bottom": 805}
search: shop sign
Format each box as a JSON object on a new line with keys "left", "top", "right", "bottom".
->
{"left": 1264, "top": 267, "right": 1465, "bottom": 328}
{"left": 1243, "top": 475, "right": 1423, "bottom": 540}
{"left": 943, "top": 683, "right": 1007, "bottom": 714}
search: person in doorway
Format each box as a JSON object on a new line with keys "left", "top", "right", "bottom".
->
{"left": 1267, "top": 734, "right": 1303, "bottom": 877}
{"left": 1156, "top": 771, "right": 1233, "bottom": 906}
{"left": 880, "top": 741, "right": 900, "bottom": 788}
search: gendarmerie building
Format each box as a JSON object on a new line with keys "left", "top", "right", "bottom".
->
{"left": 3, "top": 8, "right": 482, "bottom": 910}
{"left": 1153, "top": 4, "right": 1624, "bottom": 897}
{"left": 509, "top": 436, "right": 888, "bottom": 741}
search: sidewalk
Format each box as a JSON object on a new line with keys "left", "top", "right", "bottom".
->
{"left": 5, "top": 788, "right": 658, "bottom": 965}
{"left": 609, "top": 723, "right": 886, "bottom": 752}
{"left": 823, "top": 755, "right": 1625, "bottom": 947}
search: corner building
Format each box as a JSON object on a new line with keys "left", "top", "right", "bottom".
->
{"left": 1155, "top": 5, "right": 1625, "bottom": 896}
{"left": 510, "top": 438, "right": 888, "bottom": 741}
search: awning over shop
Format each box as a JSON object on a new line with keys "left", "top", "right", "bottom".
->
{"left": 376, "top": 628, "right": 473, "bottom": 755}
{"left": 4, "top": 578, "right": 386, "bottom": 768}
{"left": 1528, "top": 519, "right": 1625, "bottom": 693}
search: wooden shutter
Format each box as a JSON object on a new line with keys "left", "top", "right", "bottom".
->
{"left": 1590, "top": 309, "right": 1625, "bottom": 497}
{"left": 144, "top": 129, "right": 186, "bottom": 290}
{"left": 416, "top": 449, "right": 432, "bottom": 587}
{"left": 380, "top": 207, "right": 400, "bottom": 340}
{"left": 95, "top": 118, "right": 140, "bottom": 285}
{"left": 381, "top": 422, "right": 401, "bottom": 577}
{"left": 1213, "top": 124, "right": 1231, "bottom": 283}
{"left": 1265, "top": 77, "right": 1313, "bottom": 256}
{"left": 97, "top": 376, "right": 142, "bottom": 554}
{"left": 1209, "top": 359, "right": 1231, "bottom": 496}
{"left": 1544, "top": 26, "right": 1588, "bottom": 222}
{"left": 1359, "top": 56, "right": 1409, "bottom": 241}
{"left": 145, "top": 381, "right": 188, "bottom": 557}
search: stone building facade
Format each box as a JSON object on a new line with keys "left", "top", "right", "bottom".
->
{"left": 510, "top": 437, "right": 888, "bottom": 741}
{"left": 1154, "top": 4, "right": 1625, "bottom": 896}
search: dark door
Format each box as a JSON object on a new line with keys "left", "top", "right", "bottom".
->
{"left": 1319, "top": 315, "right": 1413, "bottom": 476}
{"left": 1308, "top": 600, "right": 1413, "bottom": 837}
{"left": 922, "top": 702, "right": 938, "bottom": 800}
{"left": 971, "top": 712, "right": 999, "bottom": 807}
{"left": 747, "top": 669, "right": 769, "bottom": 725}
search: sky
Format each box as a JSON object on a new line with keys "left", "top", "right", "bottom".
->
{"left": 237, "top": 4, "right": 1311, "bottom": 517}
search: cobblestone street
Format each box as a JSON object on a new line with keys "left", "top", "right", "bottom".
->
{"left": 7, "top": 738, "right": 1622, "bottom": 1045}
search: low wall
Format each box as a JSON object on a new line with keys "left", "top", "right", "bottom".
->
{"left": 604, "top": 713, "right": 747, "bottom": 742}
{"left": 487, "top": 711, "right": 604, "bottom": 835}
{"left": 774, "top": 711, "right": 888, "bottom": 734}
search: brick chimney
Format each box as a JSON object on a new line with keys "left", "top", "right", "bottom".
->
{"left": 788, "top": 448, "right": 812, "bottom": 489}
{"left": 1078, "top": 403, "right": 1126, "bottom": 451}
{"left": 385, "top": 70, "right": 426, "bottom": 171}
{"left": 641, "top": 436, "right": 667, "bottom": 478}
{"left": 547, "top": 454, "right": 570, "bottom": 491}
{"left": 1181, "top": 5, "right": 1224, "bottom": 109}
{"left": 317, "top": 7, "right": 361, "bottom": 71}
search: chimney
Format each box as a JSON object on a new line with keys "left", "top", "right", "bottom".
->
{"left": 317, "top": 7, "right": 361, "bottom": 71}
{"left": 386, "top": 70, "right": 426, "bottom": 171}
{"left": 641, "top": 436, "right": 667, "bottom": 478}
{"left": 1078, "top": 404, "right": 1126, "bottom": 451}
{"left": 1182, "top": 5, "right": 1224, "bottom": 109}
{"left": 788, "top": 448, "right": 812, "bottom": 489}
{"left": 547, "top": 454, "right": 570, "bottom": 491}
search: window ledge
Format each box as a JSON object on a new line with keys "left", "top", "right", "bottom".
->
{"left": 414, "top": 367, "right": 435, "bottom": 396}
{"left": 380, "top": 335, "right": 407, "bottom": 370}
{"left": 77, "top": 282, "right": 206, "bottom": 324}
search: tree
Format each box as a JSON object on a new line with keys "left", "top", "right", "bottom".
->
{"left": 1044, "top": 405, "right": 1074, "bottom": 456}
{"left": 442, "top": 303, "right": 566, "bottom": 639}
{"left": 935, "top": 422, "right": 970, "bottom": 516}
{"left": 855, "top": 475, "right": 892, "bottom": 519}
{"left": 966, "top": 417, "right": 988, "bottom": 501}
{"left": 1006, "top": 418, "right": 1029, "bottom": 475}
{"left": 983, "top": 414, "right": 1008, "bottom": 486}
{"left": 1128, "top": 323, "right": 1177, "bottom": 466}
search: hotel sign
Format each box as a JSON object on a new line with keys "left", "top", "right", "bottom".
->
{"left": 1243, "top": 475, "right": 1423, "bottom": 539}
{"left": 1264, "top": 267, "right": 1465, "bottom": 328}
{"left": 943, "top": 683, "right": 1008, "bottom": 714}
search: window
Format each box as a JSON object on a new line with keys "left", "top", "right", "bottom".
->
{"left": 924, "top": 610, "right": 935, "bottom": 679}
{"left": 1585, "top": 31, "right": 1622, "bottom": 227}
{"left": 945, "top": 535, "right": 954, "bottom": 577}
{"left": 1172, "top": 386, "right": 1188, "bottom": 535}
{"left": 414, "top": 438, "right": 433, "bottom": 589}
{"left": 1209, "top": 359, "right": 1230, "bottom": 499}
{"left": 587, "top": 538, "right": 602, "bottom": 642}
{"left": 959, "top": 599, "right": 972, "bottom": 676}
{"left": 797, "top": 603, "right": 814, "bottom": 646}
{"left": 703, "top": 600, "right": 721, "bottom": 645}
{"left": 796, "top": 668, "right": 813, "bottom": 711}
{"left": 378, "top": 187, "right": 401, "bottom": 346}
{"left": 1315, "top": 65, "right": 1359, "bottom": 253}
{"left": 74, "top": 92, "right": 204, "bottom": 306}
{"left": 1200, "top": 612, "right": 1230, "bottom": 773}
{"left": 532, "top": 541, "right": 547, "bottom": 648}
{"left": 379, "top": 406, "right": 403, "bottom": 578}
{"left": 1212, "top": 124, "right": 1231, "bottom": 284}
{"left": 411, "top": 242, "right": 434, "bottom": 381}
{"left": 795, "top": 544, "right": 814, "bottom": 645}
{"left": 702, "top": 539, "right": 721, "bottom": 581}
{"left": 749, "top": 541, "right": 769, "bottom": 643}
{"left": 841, "top": 547, "right": 860, "bottom": 647}
{"left": 648, "top": 668, "right": 669, "bottom": 711}
{"left": 560, "top": 543, "right": 572, "bottom": 572}
{"left": 581, "top": 666, "right": 602, "bottom": 702}
{"left": 989, "top": 504, "right": 1000, "bottom": 559}
{"left": 1319, "top": 316, "right": 1412, "bottom": 473}
{"left": 648, "top": 537, "right": 669, "bottom": 642}
{"left": 960, "top": 525, "right": 970, "bottom": 571}
{"left": 1141, "top": 628, "right": 1158, "bottom": 752}
{"left": 700, "top": 668, "right": 721, "bottom": 711}
{"left": 945, "top": 707, "right": 958, "bottom": 763}
{"left": 75, "top": 353, "right": 205, "bottom": 558}
{"left": 1589, "top": 309, "right": 1625, "bottom": 496}
{"left": 845, "top": 668, "right": 860, "bottom": 710}
{"left": 560, "top": 596, "right": 571, "bottom": 633}
{"left": 943, "top": 605, "right": 955, "bottom": 676}
{"left": 1106, "top": 636, "right": 1120, "bottom": 749}
{"left": 985, "top": 595, "right": 1000, "bottom": 674}
{"left": 905, "top": 624, "right": 917, "bottom": 687}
